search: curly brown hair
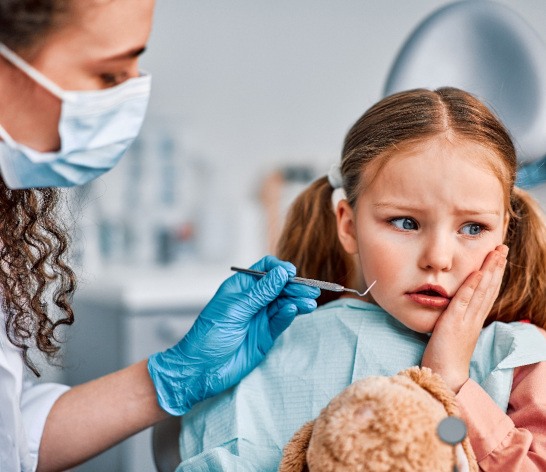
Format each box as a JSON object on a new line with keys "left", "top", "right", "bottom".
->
{"left": 0, "top": 179, "right": 76, "bottom": 376}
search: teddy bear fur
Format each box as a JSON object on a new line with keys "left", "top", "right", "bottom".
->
{"left": 279, "top": 367, "right": 478, "bottom": 472}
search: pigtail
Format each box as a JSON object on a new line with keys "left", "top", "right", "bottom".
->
{"left": 489, "top": 187, "right": 546, "bottom": 328}
{"left": 276, "top": 176, "right": 352, "bottom": 306}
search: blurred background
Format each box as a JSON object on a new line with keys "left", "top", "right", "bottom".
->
{"left": 42, "top": 1, "right": 546, "bottom": 471}
{"left": 70, "top": 0, "right": 546, "bottom": 277}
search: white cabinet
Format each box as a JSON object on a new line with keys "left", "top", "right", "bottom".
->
{"left": 62, "top": 265, "right": 229, "bottom": 472}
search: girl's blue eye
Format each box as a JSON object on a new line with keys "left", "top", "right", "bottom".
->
{"left": 460, "top": 223, "right": 483, "bottom": 236}
{"left": 390, "top": 217, "right": 418, "bottom": 231}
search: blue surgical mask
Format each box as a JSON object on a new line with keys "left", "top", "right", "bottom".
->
{"left": 0, "top": 43, "right": 151, "bottom": 189}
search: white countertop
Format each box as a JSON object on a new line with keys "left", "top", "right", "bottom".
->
{"left": 74, "top": 263, "right": 232, "bottom": 311}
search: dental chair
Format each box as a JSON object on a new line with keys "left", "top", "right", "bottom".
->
{"left": 152, "top": 416, "right": 181, "bottom": 472}
{"left": 384, "top": 0, "right": 546, "bottom": 189}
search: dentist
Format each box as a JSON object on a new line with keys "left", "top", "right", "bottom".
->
{"left": 0, "top": 1, "right": 319, "bottom": 471}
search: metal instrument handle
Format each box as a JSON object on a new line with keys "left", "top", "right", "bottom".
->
{"left": 230, "top": 267, "right": 345, "bottom": 292}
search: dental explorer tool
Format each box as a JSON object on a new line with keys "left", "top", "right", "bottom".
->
{"left": 230, "top": 267, "right": 376, "bottom": 297}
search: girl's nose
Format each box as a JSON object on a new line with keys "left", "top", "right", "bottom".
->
{"left": 418, "top": 232, "right": 453, "bottom": 272}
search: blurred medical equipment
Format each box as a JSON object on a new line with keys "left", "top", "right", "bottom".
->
{"left": 384, "top": 0, "right": 546, "bottom": 188}
{"left": 73, "top": 117, "right": 210, "bottom": 271}
{"left": 231, "top": 266, "right": 376, "bottom": 297}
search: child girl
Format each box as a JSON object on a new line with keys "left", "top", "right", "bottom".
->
{"left": 176, "top": 87, "right": 546, "bottom": 471}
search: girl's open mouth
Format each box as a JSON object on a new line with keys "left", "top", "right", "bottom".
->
{"left": 406, "top": 285, "right": 451, "bottom": 309}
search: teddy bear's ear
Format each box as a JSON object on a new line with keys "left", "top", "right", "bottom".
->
{"left": 279, "top": 420, "right": 315, "bottom": 472}
{"left": 399, "top": 367, "right": 458, "bottom": 416}
{"left": 398, "top": 367, "right": 479, "bottom": 472}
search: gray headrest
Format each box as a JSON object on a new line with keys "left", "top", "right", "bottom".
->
{"left": 384, "top": 0, "right": 546, "bottom": 164}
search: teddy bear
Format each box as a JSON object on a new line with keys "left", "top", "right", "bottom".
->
{"left": 279, "top": 366, "right": 478, "bottom": 472}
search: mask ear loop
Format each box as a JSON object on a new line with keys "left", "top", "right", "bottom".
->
{"left": 0, "top": 43, "right": 65, "bottom": 99}
{"left": 0, "top": 123, "right": 16, "bottom": 146}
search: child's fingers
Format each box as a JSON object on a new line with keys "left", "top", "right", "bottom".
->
{"left": 462, "top": 251, "right": 499, "bottom": 324}
{"left": 482, "top": 245, "right": 509, "bottom": 315}
{"left": 476, "top": 246, "right": 508, "bottom": 309}
{"left": 449, "top": 246, "right": 508, "bottom": 322}
{"left": 447, "top": 271, "right": 483, "bottom": 319}
{"left": 457, "top": 245, "right": 508, "bottom": 324}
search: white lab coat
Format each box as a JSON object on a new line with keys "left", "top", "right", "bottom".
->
{"left": 0, "top": 319, "right": 69, "bottom": 471}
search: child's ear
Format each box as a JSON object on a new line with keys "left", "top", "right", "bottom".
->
{"left": 336, "top": 200, "right": 359, "bottom": 255}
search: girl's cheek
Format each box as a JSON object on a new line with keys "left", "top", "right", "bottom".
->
{"left": 460, "top": 249, "right": 488, "bottom": 280}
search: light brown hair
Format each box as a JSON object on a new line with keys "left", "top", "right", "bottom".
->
{"left": 277, "top": 87, "right": 546, "bottom": 328}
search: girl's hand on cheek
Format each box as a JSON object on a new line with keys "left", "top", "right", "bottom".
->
{"left": 421, "top": 244, "right": 509, "bottom": 393}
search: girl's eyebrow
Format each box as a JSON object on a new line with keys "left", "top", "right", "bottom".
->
{"left": 453, "top": 208, "right": 500, "bottom": 216}
{"left": 372, "top": 202, "right": 500, "bottom": 216}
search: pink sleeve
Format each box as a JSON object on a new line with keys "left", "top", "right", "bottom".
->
{"left": 456, "top": 360, "right": 546, "bottom": 471}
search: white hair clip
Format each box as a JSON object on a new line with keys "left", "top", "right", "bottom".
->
{"left": 327, "top": 163, "right": 343, "bottom": 189}
{"left": 327, "top": 163, "right": 347, "bottom": 212}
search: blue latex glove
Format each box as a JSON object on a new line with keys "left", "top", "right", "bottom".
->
{"left": 148, "top": 255, "right": 320, "bottom": 415}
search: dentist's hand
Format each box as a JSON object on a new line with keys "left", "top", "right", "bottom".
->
{"left": 147, "top": 255, "right": 320, "bottom": 415}
{"left": 421, "top": 245, "right": 509, "bottom": 393}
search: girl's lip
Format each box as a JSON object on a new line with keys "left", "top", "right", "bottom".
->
{"left": 406, "top": 284, "right": 452, "bottom": 309}
{"left": 409, "top": 284, "right": 450, "bottom": 298}
{"left": 406, "top": 292, "right": 451, "bottom": 309}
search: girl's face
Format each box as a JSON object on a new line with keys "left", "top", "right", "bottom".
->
{"left": 337, "top": 135, "right": 508, "bottom": 333}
